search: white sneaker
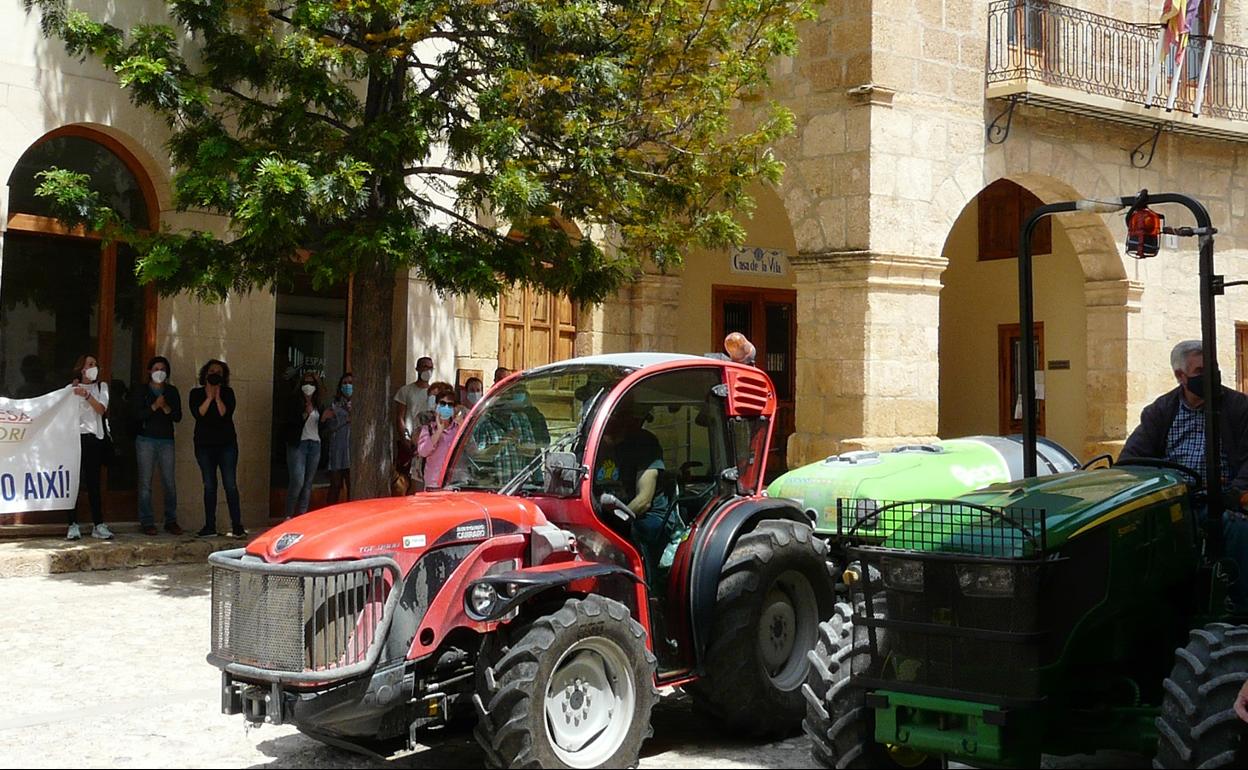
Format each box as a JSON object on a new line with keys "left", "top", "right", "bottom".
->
{"left": 66, "top": 523, "right": 81, "bottom": 541}
{"left": 91, "top": 523, "right": 115, "bottom": 540}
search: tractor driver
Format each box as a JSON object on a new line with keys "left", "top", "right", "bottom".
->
{"left": 595, "top": 402, "right": 673, "bottom": 577}
{"left": 1120, "top": 340, "right": 1248, "bottom": 612}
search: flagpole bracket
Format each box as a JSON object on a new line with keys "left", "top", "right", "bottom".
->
{"left": 1130, "top": 124, "right": 1165, "bottom": 169}
{"left": 987, "top": 97, "right": 1020, "bottom": 145}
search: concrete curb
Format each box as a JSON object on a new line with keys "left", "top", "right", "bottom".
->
{"left": 0, "top": 533, "right": 265, "bottom": 578}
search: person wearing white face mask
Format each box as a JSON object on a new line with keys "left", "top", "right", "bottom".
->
{"left": 132, "top": 356, "right": 183, "bottom": 536}
{"left": 67, "top": 353, "right": 112, "bottom": 541}
{"left": 393, "top": 356, "right": 435, "bottom": 491}
{"left": 283, "top": 370, "right": 331, "bottom": 519}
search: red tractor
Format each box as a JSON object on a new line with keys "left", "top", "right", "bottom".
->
{"left": 209, "top": 351, "right": 834, "bottom": 768}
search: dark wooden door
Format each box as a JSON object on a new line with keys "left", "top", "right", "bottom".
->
{"left": 713, "top": 286, "right": 796, "bottom": 478}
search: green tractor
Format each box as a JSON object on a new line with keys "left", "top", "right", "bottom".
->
{"left": 802, "top": 191, "right": 1248, "bottom": 768}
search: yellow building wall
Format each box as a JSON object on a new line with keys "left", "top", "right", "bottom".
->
{"left": 938, "top": 198, "right": 1089, "bottom": 455}
{"left": 673, "top": 187, "right": 799, "bottom": 355}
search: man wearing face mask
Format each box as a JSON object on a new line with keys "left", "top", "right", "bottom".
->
{"left": 1121, "top": 339, "right": 1248, "bottom": 610}
{"left": 394, "top": 356, "right": 435, "bottom": 489}
{"left": 462, "top": 377, "right": 485, "bottom": 411}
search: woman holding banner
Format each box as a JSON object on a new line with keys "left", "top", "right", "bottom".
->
{"left": 68, "top": 354, "right": 112, "bottom": 541}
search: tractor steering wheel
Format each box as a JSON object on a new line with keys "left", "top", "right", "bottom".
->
{"left": 1115, "top": 457, "right": 1204, "bottom": 489}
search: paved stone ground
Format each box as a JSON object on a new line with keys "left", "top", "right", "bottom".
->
{"left": 0, "top": 562, "right": 1146, "bottom": 768}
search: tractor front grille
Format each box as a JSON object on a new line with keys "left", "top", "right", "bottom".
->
{"left": 209, "top": 550, "right": 401, "bottom": 683}
{"left": 841, "top": 499, "right": 1049, "bottom": 706}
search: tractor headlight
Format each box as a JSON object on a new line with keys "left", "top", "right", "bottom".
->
{"left": 956, "top": 564, "right": 1016, "bottom": 598}
{"left": 468, "top": 582, "right": 499, "bottom": 618}
{"left": 881, "top": 557, "right": 924, "bottom": 593}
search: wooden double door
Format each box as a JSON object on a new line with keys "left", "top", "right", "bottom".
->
{"left": 498, "top": 287, "right": 578, "bottom": 371}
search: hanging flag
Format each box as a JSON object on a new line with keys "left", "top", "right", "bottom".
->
{"left": 1161, "top": 0, "right": 1191, "bottom": 50}
{"left": 1185, "top": 0, "right": 1204, "bottom": 35}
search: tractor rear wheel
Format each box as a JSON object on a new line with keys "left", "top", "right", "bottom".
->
{"left": 1154, "top": 622, "right": 1248, "bottom": 769}
{"left": 473, "top": 595, "right": 658, "bottom": 769}
{"left": 803, "top": 599, "right": 939, "bottom": 769}
{"left": 688, "top": 519, "right": 835, "bottom": 738}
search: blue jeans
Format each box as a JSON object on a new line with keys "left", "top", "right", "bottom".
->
{"left": 196, "top": 444, "right": 241, "bottom": 530}
{"left": 136, "top": 436, "right": 177, "bottom": 527}
{"left": 286, "top": 440, "right": 321, "bottom": 518}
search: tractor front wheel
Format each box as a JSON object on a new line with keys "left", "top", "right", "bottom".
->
{"left": 688, "top": 519, "right": 835, "bottom": 738}
{"left": 803, "top": 599, "right": 938, "bottom": 769}
{"left": 473, "top": 595, "right": 658, "bottom": 769}
{"left": 1154, "top": 622, "right": 1248, "bottom": 769}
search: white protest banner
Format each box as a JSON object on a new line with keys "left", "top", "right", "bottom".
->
{"left": 0, "top": 386, "right": 81, "bottom": 513}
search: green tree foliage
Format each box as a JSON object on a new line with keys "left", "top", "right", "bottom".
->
{"left": 26, "top": 0, "right": 815, "bottom": 496}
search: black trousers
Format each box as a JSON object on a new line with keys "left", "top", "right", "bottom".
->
{"left": 72, "top": 434, "right": 106, "bottom": 526}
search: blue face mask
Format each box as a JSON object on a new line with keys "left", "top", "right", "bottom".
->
{"left": 342, "top": 384, "right": 354, "bottom": 397}
{"left": 436, "top": 404, "right": 454, "bottom": 420}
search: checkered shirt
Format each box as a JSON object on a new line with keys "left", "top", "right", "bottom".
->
{"left": 471, "top": 410, "right": 537, "bottom": 485}
{"left": 1165, "top": 399, "right": 1230, "bottom": 484}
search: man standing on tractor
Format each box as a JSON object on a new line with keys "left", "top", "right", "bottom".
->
{"left": 1120, "top": 339, "right": 1248, "bottom": 611}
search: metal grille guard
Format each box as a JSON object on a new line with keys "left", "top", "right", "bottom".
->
{"left": 208, "top": 548, "right": 402, "bottom": 684}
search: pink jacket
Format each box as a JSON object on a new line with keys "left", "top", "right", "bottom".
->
{"left": 417, "top": 422, "right": 459, "bottom": 486}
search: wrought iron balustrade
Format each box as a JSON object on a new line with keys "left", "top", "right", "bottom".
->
{"left": 987, "top": 0, "right": 1248, "bottom": 123}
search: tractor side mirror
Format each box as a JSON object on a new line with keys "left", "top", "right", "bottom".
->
{"left": 544, "top": 451, "right": 582, "bottom": 496}
{"left": 599, "top": 493, "right": 636, "bottom": 523}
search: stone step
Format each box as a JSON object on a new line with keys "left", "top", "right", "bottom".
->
{"left": 0, "top": 528, "right": 267, "bottom": 578}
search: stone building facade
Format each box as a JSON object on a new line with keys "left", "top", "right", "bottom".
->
{"left": 5, "top": 0, "right": 1248, "bottom": 535}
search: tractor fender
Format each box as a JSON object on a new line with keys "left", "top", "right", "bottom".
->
{"left": 464, "top": 561, "right": 643, "bottom": 622}
{"left": 687, "top": 497, "right": 810, "bottom": 663}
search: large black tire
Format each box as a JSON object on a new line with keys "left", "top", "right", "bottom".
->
{"left": 1154, "top": 623, "right": 1248, "bottom": 769}
{"left": 803, "top": 599, "right": 938, "bottom": 769}
{"left": 688, "top": 519, "right": 836, "bottom": 738}
{"left": 473, "top": 595, "right": 658, "bottom": 769}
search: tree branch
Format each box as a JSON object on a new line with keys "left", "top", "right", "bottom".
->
{"left": 415, "top": 195, "right": 511, "bottom": 244}
{"left": 221, "top": 86, "right": 353, "bottom": 133}
{"left": 267, "top": 10, "right": 371, "bottom": 53}
{"left": 403, "top": 166, "right": 480, "bottom": 179}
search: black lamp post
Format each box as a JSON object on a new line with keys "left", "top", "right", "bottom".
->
{"left": 1017, "top": 191, "right": 1223, "bottom": 552}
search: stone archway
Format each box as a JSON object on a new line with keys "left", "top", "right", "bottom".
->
{"left": 939, "top": 172, "right": 1136, "bottom": 459}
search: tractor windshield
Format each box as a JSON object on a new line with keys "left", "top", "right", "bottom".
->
{"left": 441, "top": 365, "right": 630, "bottom": 493}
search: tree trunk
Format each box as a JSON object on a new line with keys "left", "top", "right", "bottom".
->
{"left": 349, "top": 260, "right": 397, "bottom": 499}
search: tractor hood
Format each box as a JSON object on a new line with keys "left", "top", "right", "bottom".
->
{"left": 247, "top": 491, "right": 548, "bottom": 564}
{"left": 951, "top": 466, "right": 1190, "bottom": 551}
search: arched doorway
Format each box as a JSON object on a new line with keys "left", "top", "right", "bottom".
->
{"left": 938, "top": 177, "right": 1125, "bottom": 459}
{"left": 1, "top": 125, "right": 160, "bottom": 524}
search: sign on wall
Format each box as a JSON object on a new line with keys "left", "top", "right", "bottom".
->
{"left": 730, "top": 246, "right": 788, "bottom": 277}
{"left": 0, "top": 387, "right": 81, "bottom": 513}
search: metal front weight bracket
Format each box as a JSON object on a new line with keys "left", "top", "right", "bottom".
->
{"left": 237, "top": 682, "right": 284, "bottom": 726}
{"left": 221, "top": 672, "right": 243, "bottom": 716}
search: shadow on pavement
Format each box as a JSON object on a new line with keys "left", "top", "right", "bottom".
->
{"left": 249, "top": 731, "right": 482, "bottom": 769}
{"left": 640, "top": 696, "right": 815, "bottom": 769}
{"left": 44, "top": 560, "right": 213, "bottom": 598}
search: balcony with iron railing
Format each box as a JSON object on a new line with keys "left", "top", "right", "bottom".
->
{"left": 986, "top": 0, "right": 1248, "bottom": 141}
